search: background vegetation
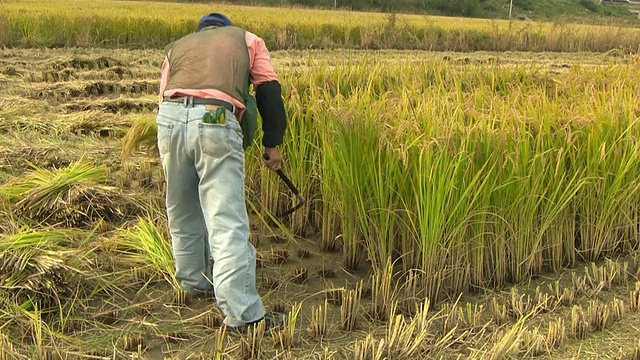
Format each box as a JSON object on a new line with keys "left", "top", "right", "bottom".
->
{"left": 1, "top": 0, "right": 640, "bottom": 51}
{"left": 131, "top": 0, "right": 639, "bottom": 22}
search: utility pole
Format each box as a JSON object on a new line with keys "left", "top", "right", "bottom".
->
{"left": 509, "top": 0, "right": 514, "bottom": 18}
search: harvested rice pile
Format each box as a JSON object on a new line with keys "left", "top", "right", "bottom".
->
{"left": 1, "top": 161, "right": 143, "bottom": 228}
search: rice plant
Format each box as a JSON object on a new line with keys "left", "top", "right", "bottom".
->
{"left": 121, "top": 114, "right": 158, "bottom": 159}
{"left": 110, "top": 215, "right": 178, "bottom": 289}
{"left": 382, "top": 303, "right": 427, "bottom": 358}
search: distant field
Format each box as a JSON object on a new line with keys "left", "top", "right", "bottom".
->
{"left": 2, "top": 0, "right": 640, "bottom": 51}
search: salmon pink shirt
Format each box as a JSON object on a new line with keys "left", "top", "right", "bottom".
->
{"left": 158, "top": 31, "right": 278, "bottom": 119}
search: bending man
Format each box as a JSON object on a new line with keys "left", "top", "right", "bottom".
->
{"left": 156, "top": 12, "right": 287, "bottom": 332}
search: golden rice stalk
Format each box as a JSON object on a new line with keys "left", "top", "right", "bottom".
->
{"left": 459, "top": 302, "right": 486, "bottom": 330}
{"left": 585, "top": 262, "right": 614, "bottom": 292}
{"left": 308, "top": 299, "right": 328, "bottom": 340}
{"left": 112, "top": 215, "right": 177, "bottom": 289}
{"left": 486, "top": 323, "right": 526, "bottom": 360}
{"left": 631, "top": 339, "right": 640, "bottom": 360}
{"left": 201, "top": 310, "right": 223, "bottom": 329}
{"left": 240, "top": 321, "right": 265, "bottom": 360}
{"left": 489, "top": 297, "right": 510, "bottom": 326}
{"left": 123, "top": 333, "right": 144, "bottom": 352}
{"left": 587, "top": 300, "right": 609, "bottom": 332}
{"left": 534, "top": 286, "right": 553, "bottom": 313}
{"left": 172, "top": 289, "right": 189, "bottom": 307}
{"left": 212, "top": 326, "right": 227, "bottom": 360}
{"left": 0, "top": 333, "right": 14, "bottom": 360}
{"left": 604, "top": 259, "right": 628, "bottom": 287}
{"left": 291, "top": 267, "right": 308, "bottom": 284}
{"left": 272, "top": 302, "right": 302, "bottom": 352}
{"left": 401, "top": 269, "right": 423, "bottom": 313}
{"left": 341, "top": 281, "right": 363, "bottom": 331}
{"left": 570, "top": 305, "right": 588, "bottom": 340}
{"left": 488, "top": 307, "right": 543, "bottom": 359}
{"left": 548, "top": 280, "right": 575, "bottom": 307}
{"left": 63, "top": 110, "right": 128, "bottom": 137}
{"left": 384, "top": 305, "right": 427, "bottom": 358}
{"left": 521, "top": 328, "right": 546, "bottom": 357}
{"left": 353, "top": 334, "right": 384, "bottom": 360}
{"left": 121, "top": 114, "right": 158, "bottom": 159}
{"left": 369, "top": 259, "right": 395, "bottom": 322}
{"left": 441, "top": 301, "right": 461, "bottom": 335}
{"left": 611, "top": 297, "right": 625, "bottom": 322}
{"left": 630, "top": 287, "right": 640, "bottom": 313}
{"left": 572, "top": 272, "right": 601, "bottom": 297}
{"left": 509, "top": 288, "right": 535, "bottom": 319}
{"left": 413, "top": 298, "right": 433, "bottom": 334}
{"left": 545, "top": 317, "right": 565, "bottom": 349}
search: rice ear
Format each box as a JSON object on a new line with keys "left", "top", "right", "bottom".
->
{"left": 121, "top": 115, "right": 158, "bottom": 159}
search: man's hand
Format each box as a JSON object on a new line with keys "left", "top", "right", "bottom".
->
{"left": 263, "top": 147, "right": 282, "bottom": 171}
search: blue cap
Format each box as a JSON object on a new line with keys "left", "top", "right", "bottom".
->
{"left": 197, "top": 13, "right": 232, "bottom": 30}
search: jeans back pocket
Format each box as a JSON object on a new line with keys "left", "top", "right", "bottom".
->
{"left": 156, "top": 122, "right": 174, "bottom": 158}
{"left": 199, "top": 123, "right": 231, "bottom": 158}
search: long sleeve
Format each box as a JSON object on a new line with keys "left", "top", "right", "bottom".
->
{"left": 255, "top": 80, "right": 286, "bottom": 147}
{"left": 246, "top": 32, "right": 286, "bottom": 147}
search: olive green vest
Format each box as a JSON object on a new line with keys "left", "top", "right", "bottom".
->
{"left": 164, "top": 26, "right": 249, "bottom": 104}
{"left": 164, "top": 26, "right": 258, "bottom": 149}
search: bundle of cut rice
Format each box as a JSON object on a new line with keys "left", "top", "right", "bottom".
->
{"left": 0, "top": 161, "right": 143, "bottom": 228}
{"left": 121, "top": 115, "right": 158, "bottom": 159}
{"left": 0, "top": 230, "right": 78, "bottom": 304}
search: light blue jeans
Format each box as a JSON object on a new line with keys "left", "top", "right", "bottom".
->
{"left": 156, "top": 101, "right": 266, "bottom": 327}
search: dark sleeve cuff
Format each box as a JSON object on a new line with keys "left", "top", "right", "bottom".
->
{"left": 255, "top": 80, "right": 287, "bottom": 148}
